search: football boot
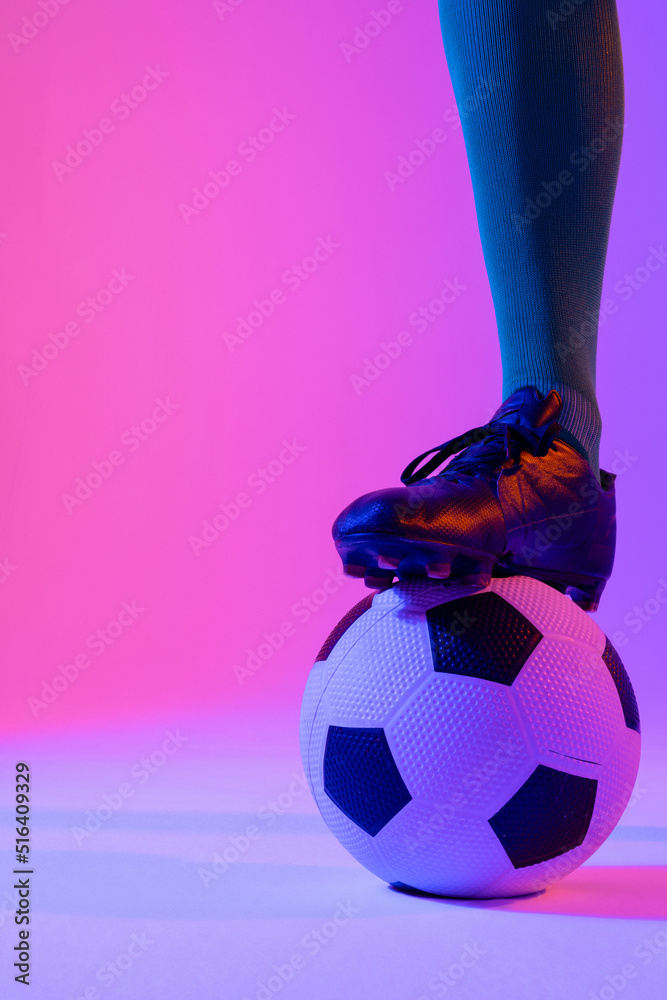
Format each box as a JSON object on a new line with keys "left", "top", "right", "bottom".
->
{"left": 332, "top": 387, "right": 615, "bottom": 611}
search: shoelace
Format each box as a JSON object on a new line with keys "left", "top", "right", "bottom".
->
{"left": 400, "top": 416, "right": 562, "bottom": 486}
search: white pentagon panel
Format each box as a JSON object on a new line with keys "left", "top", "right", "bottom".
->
{"left": 301, "top": 595, "right": 388, "bottom": 775}
{"left": 387, "top": 675, "right": 533, "bottom": 818}
{"left": 315, "top": 598, "right": 392, "bottom": 683}
{"left": 587, "top": 729, "right": 642, "bottom": 843}
{"left": 305, "top": 692, "right": 334, "bottom": 799}
{"left": 514, "top": 637, "right": 623, "bottom": 763}
{"left": 326, "top": 605, "right": 432, "bottom": 724}
{"left": 299, "top": 658, "right": 327, "bottom": 786}
{"left": 311, "top": 779, "right": 395, "bottom": 883}
{"left": 375, "top": 801, "right": 510, "bottom": 897}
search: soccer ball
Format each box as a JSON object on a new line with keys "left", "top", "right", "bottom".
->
{"left": 300, "top": 575, "right": 640, "bottom": 898}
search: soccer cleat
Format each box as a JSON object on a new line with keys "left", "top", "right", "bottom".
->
{"left": 332, "top": 387, "right": 616, "bottom": 611}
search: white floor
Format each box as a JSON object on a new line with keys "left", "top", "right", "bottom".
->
{"left": 2, "top": 712, "right": 666, "bottom": 1000}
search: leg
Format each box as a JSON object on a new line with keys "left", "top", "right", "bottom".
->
{"left": 332, "top": 0, "right": 623, "bottom": 609}
{"left": 438, "top": 0, "right": 624, "bottom": 477}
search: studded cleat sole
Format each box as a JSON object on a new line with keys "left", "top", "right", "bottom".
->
{"left": 339, "top": 531, "right": 607, "bottom": 611}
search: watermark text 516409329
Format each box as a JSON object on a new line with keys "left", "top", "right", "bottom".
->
{"left": 13, "top": 762, "right": 32, "bottom": 986}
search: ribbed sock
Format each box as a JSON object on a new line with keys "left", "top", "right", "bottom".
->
{"left": 437, "top": 0, "right": 625, "bottom": 479}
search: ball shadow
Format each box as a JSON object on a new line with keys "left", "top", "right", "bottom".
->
{"left": 392, "top": 866, "right": 667, "bottom": 920}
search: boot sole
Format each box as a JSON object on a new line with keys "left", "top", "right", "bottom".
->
{"left": 336, "top": 531, "right": 606, "bottom": 612}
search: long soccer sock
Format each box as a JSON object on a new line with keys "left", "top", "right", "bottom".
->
{"left": 437, "top": 0, "right": 625, "bottom": 478}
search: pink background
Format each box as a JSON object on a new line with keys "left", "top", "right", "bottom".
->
{"left": 1, "top": 0, "right": 665, "bottom": 772}
{"left": 1, "top": 4, "right": 666, "bottom": 999}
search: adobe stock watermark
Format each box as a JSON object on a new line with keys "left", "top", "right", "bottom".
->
{"left": 610, "top": 578, "right": 667, "bottom": 650}
{"left": 18, "top": 268, "right": 135, "bottom": 385}
{"left": 404, "top": 739, "right": 524, "bottom": 855}
{"left": 512, "top": 117, "right": 624, "bottom": 231}
{"left": 516, "top": 454, "right": 637, "bottom": 566}
{"left": 197, "top": 772, "right": 309, "bottom": 887}
{"left": 392, "top": 481, "right": 441, "bottom": 520}
{"left": 588, "top": 924, "right": 667, "bottom": 1000}
{"left": 392, "top": 427, "right": 491, "bottom": 517}
{"left": 61, "top": 397, "right": 179, "bottom": 513}
{"left": 557, "top": 245, "right": 666, "bottom": 361}
{"left": 624, "top": 779, "right": 649, "bottom": 812}
{"left": 69, "top": 730, "right": 189, "bottom": 846}
{"left": 526, "top": 777, "right": 649, "bottom": 896}
{"left": 562, "top": 646, "right": 610, "bottom": 699}
{"left": 189, "top": 439, "right": 305, "bottom": 555}
{"left": 224, "top": 236, "right": 340, "bottom": 352}
{"left": 512, "top": 454, "right": 636, "bottom": 571}
{"left": 52, "top": 67, "right": 169, "bottom": 181}
{"left": 384, "top": 77, "right": 500, "bottom": 192}
{"left": 0, "top": 558, "right": 17, "bottom": 584}
{"left": 350, "top": 276, "right": 467, "bottom": 394}
{"left": 64, "top": 931, "right": 154, "bottom": 1000}
{"left": 9, "top": 0, "right": 74, "bottom": 54}
{"left": 232, "top": 566, "right": 349, "bottom": 683}
{"left": 339, "top": 0, "right": 414, "bottom": 63}
{"left": 0, "top": 886, "right": 22, "bottom": 929}
{"left": 213, "top": 0, "right": 248, "bottom": 20}
{"left": 27, "top": 600, "right": 146, "bottom": 717}
{"left": 516, "top": 475, "right": 602, "bottom": 568}
{"left": 418, "top": 943, "right": 487, "bottom": 998}
{"left": 546, "top": 0, "right": 589, "bottom": 31}
{"left": 240, "top": 900, "right": 360, "bottom": 1000}
{"left": 525, "top": 842, "right": 588, "bottom": 893}
{"left": 179, "top": 107, "right": 296, "bottom": 223}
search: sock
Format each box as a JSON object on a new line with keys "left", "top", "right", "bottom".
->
{"left": 437, "top": 0, "right": 625, "bottom": 479}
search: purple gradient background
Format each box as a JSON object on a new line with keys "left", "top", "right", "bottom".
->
{"left": 1, "top": 3, "right": 667, "bottom": 998}
{"left": 1, "top": 0, "right": 665, "bottom": 770}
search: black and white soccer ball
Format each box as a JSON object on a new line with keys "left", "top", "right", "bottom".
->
{"left": 300, "top": 576, "right": 640, "bottom": 897}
